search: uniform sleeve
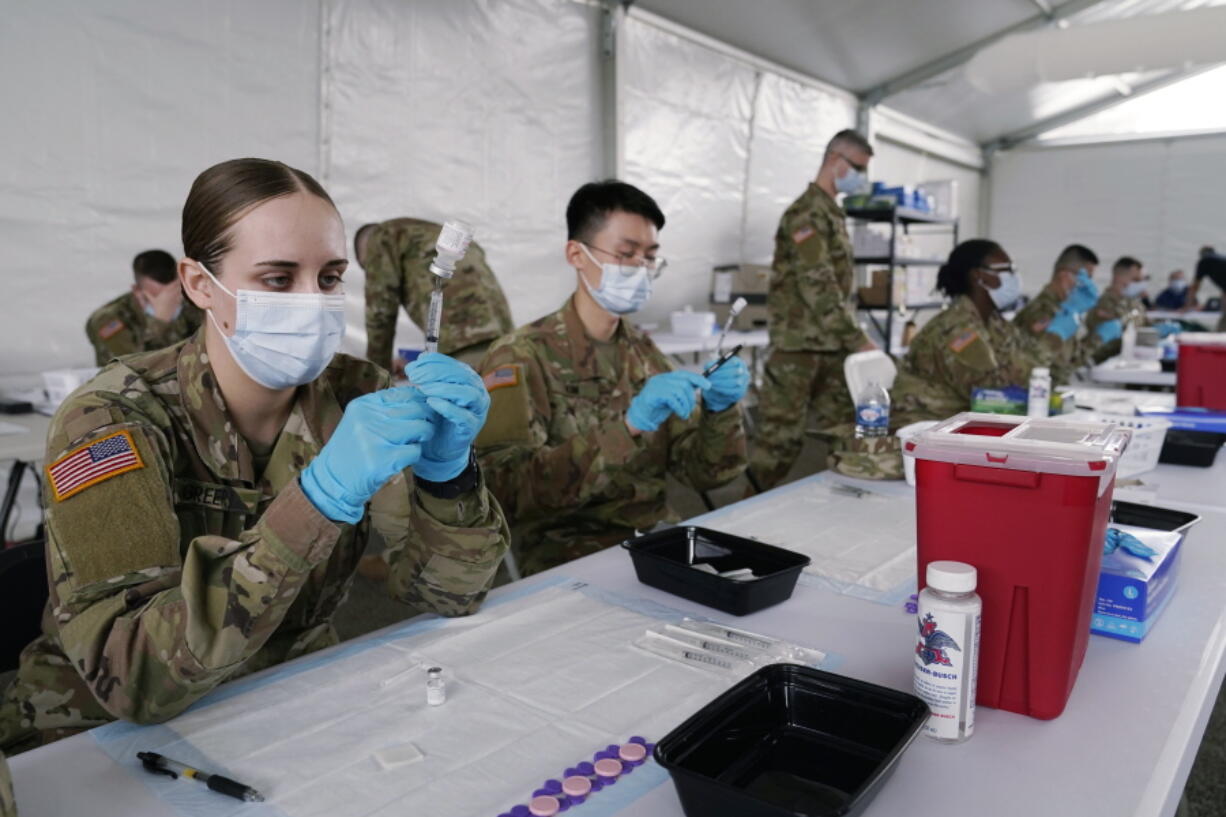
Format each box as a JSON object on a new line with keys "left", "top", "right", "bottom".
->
{"left": 665, "top": 402, "right": 748, "bottom": 492}
{"left": 364, "top": 245, "right": 404, "bottom": 372}
{"left": 43, "top": 395, "right": 344, "bottom": 724}
{"left": 475, "top": 341, "right": 639, "bottom": 523}
{"left": 86, "top": 312, "right": 139, "bottom": 366}
{"left": 367, "top": 468, "right": 508, "bottom": 617}
{"left": 789, "top": 209, "right": 870, "bottom": 352}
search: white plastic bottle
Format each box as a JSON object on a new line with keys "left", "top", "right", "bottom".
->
{"left": 1027, "top": 366, "right": 1051, "bottom": 419}
{"left": 426, "top": 666, "right": 446, "bottom": 706}
{"left": 854, "top": 380, "right": 890, "bottom": 439}
{"left": 913, "top": 561, "right": 981, "bottom": 743}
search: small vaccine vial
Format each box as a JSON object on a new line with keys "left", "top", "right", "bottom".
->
{"left": 426, "top": 666, "right": 446, "bottom": 706}
{"left": 429, "top": 219, "right": 474, "bottom": 279}
{"left": 1027, "top": 366, "right": 1051, "bottom": 418}
{"left": 913, "top": 561, "right": 981, "bottom": 744}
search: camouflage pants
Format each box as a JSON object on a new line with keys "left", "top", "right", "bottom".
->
{"left": 750, "top": 349, "right": 852, "bottom": 490}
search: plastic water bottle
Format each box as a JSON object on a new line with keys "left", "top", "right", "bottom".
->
{"left": 1027, "top": 366, "right": 1051, "bottom": 419}
{"left": 854, "top": 381, "right": 890, "bottom": 439}
{"left": 914, "top": 561, "right": 981, "bottom": 744}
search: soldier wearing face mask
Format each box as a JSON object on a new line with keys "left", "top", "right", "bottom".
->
{"left": 1082, "top": 256, "right": 1159, "bottom": 363}
{"left": 891, "top": 240, "right": 1048, "bottom": 427}
{"left": 85, "top": 249, "right": 203, "bottom": 366}
{"left": 749, "top": 129, "right": 880, "bottom": 491}
{"left": 474, "top": 181, "right": 749, "bottom": 576}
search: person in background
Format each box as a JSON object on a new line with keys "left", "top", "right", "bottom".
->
{"left": 892, "top": 240, "right": 1047, "bottom": 426}
{"left": 475, "top": 181, "right": 749, "bottom": 577}
{"left": 358, "top": 218, "right": 514, "bottom": 373}
{"left": 1013, "top": 243, "right": 1099, "bottom": 382}
{"left": 1083, "top": 256, "right": 1178, "bottom": 362}
{"left": 1186, "top": 246, "right": 1226, "bottom": 329}
{"left": 1154, "top": 270, "right": 1190, "bottom": 310}
{"left": 0, "top": 158, "right": 507, "bottom": 753}
{"left": 85, "top": 249, "right": 203, "bottom": 366}
{"left": 749, "top": 129, "right": 878, "bottom": 491}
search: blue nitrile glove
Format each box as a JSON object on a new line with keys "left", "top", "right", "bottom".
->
{"left": 405, "top": 352, "right": 490, "bottom": 482}
{"left": 1155, "top": 321, "right": 1181, "bottom": 339}
{"left": 627, "top": 370, "right": 712, "bottom": 432}
{"left": 701, "top": 356, "right": 750, "bottom": 412}
{"left": 1045, "top": 306, "right": 1079, "bottom": 341}
{"left": 1064, "top": 270, "right": 1099, "bottom": 314}
{"left": 1095, "top": 319, "right": 1123, "bottom": 344}
{"left": 300, "top": 388, "right": 435, "bottom": 523}
{"left": 1104, "top": 527, "right": 1158, "bottom": 561}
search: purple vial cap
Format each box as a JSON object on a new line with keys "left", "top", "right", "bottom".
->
{"left": 544, "top": 780, "right": 563, "bottom": 795}
{"left": 590, "top": 779, "right": 605, "bottom": 793}
{"left": 564, "top": 768, "right": 579, "bottom": 778}
{"left": 511, "top": 807, "right": 531, "bottom": 817}
{"left": 629, "top": 736, "right": 647, "bottom": 745}
{"left": 576, "top": 762, "right": 595, "bottom": 776}
{"left": 533, "top": 789, "right": 550, "bottom": 799}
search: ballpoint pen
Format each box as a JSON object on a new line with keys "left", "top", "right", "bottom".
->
{"left": 137, "top": 751, "right": 265, "bottom": 803}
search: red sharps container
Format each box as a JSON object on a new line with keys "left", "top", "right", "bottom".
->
{"left": 903, "top": 413, "right": 1130, "bottom": 720}
{"left": 1176, "top": 334, "right": 1226, "bottom": 411}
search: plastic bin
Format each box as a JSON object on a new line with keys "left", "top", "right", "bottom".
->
{"left": 1079, "top": 412, "right": 1170, "bottom": 478}
{"left": 1177, "top": 334, "right": 1226, "bottom": 410}
{"left": 621, "top": 526, "right": 809, "bottom": 616}
{"left": 655, "top": 664, "right": 928, "bottom": 817}
{"left": 1158, "top": 430, "right": 1224, "bottom": 467}
{"left": 902, "top": 413, "right": 1130, "bottom": 720}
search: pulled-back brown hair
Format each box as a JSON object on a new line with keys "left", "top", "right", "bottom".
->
{"left": 182, "top": 158, "right": 335, "bottom": 271}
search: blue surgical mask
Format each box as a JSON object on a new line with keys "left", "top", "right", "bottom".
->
{"left": 982, "top": 269, "right": 1022, "bottom": 311}
{"left": 579, "top": 245, "right": 654, "bottom": 315}
{"left": 201, "top": 264, "right": 346, "bottom": 390}
{"left": 144, "top": 303, "right": 183, "bottom": 321}
{"left": 1123, "top": 281, "right": 1146, "bottom": 298}
{"left": 1169, "top": 279, "right": 1188, "bottom": 292}
{"left": 835, "top": 166, "right": 867, "bottom": 195}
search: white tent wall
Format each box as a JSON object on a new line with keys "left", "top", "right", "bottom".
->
{"left": 322, "top": 0, "right": 603, "bottom": 355}
{"left": 0, "top": 0, "right": 321, "bottom": 375}
{"left": 989, "top": 135, "right": 1226, "bottom": 299}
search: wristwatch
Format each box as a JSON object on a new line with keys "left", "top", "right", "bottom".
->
{"left": 415, "top": 450, "right": 480, "bottom": 500}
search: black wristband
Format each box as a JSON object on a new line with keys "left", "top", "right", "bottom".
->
{"left": 415, "top": 450, "right": 480, "bottom": 500}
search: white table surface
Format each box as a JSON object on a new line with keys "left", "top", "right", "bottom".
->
{"left": 1149, "top": 310, "right": 1221, "bottom": 329}
{"left": 646, "top": 328, "right": 769, "bottom": 357}
{"left": 11, "top": 471, "right": 1226, "bottom": 817}
{"left": 1090, "top": 357, "right": 1176, "bottom": 387}
{"left": 0, "top": 412, "right": 51, "bottom": 464}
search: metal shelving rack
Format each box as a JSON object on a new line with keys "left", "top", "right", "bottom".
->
{"left": 846, "top": 206, "right": 959, "bottom": 355}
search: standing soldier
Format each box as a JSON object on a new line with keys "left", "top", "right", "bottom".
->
{"left": 749, "top": 130, "right": 879, "bottom": 490}
{"left": 357, "top": 218, "right": 513, "bottom": 373}
{"left": 85, "top": 249, "right": 202, "bottom": 366}
{"left": 475, "top": 181, "right": 749, "bottom": 577}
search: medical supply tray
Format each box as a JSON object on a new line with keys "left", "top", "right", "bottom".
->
{"left": 655, "top": 663, "right": 928, "bottom": 817}
{"left": 621, "top": 526, "right": 809, "bottom": 616}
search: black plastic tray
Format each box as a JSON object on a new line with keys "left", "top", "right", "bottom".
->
{"left": 655, "top": 664, "right": 929, "bottom": 817}
{"left": 621, "top": 526, "right": 809, "bottom": 616}
{"left": 1110, "top": 500, "right": 1200, "bottom": 534}
{"left": 1158, "top": 429, "right": 1224, "bottom": 467}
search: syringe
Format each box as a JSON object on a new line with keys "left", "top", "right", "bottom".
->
{"left": 716, "top": 296, "right": 748, "bottom": 356}
{"left": 423, "top": 220, "right": 475, "bottom": 354}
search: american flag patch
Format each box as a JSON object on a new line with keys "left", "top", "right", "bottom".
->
{"left": 98, "top": 319, "right": 125, "bottom": 340}
{"left": 791, "top": 225, "right": 816, "bottom": 245}
{"left": 949, "top": 330, "right": 979, "bottom": 354}
{"left": 46, "top": 430, "right": 145, "bottom": 502}
{"left": 482, "top": 365, "right": 520, "bottom": 392}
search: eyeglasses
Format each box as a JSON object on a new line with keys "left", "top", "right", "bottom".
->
{"left": 832, "top": 151, "right": 867, "bottom": 173}
{"left": 585, "top": 244, "right": 667, "bottom": 279}
{"left": 980, "top": 264, "right": 1017, "bottom": 276}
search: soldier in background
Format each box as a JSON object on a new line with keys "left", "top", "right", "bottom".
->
{"left": 0, "top": 159, "right": 507, "bottom": 753}
{"left": 1012, "top": 244, "right": 1100, "bottom": 383}
{"left": 749, "top": 129, "right": 879, "bottom": 491}
{"left": 892, "top": 240, "right": 1047, "bottom": 426}
{"left": 475, "top": 180, "right": 749, "bottom": 577}
{"left": 357, "top": 218, "right": 514, "bottom": 373}
{"left": 1082, "top": 256, "right": 1153, "bottom": 363}
{"left": 85, "top": 249, "right": 202, "bottom": 366}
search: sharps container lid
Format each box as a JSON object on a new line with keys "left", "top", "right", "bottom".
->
{"left": 927, "top": 560, "right": 977, "bottom": 593}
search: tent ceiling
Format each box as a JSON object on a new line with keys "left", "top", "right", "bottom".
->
{"left": 634, "top": 0, "right": 1226, "bottom": 146}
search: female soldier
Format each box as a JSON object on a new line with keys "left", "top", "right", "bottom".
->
{"left": 893, "top": 239, "right": 1047, "bottom": 426}
{"left": 0, "top": 158, "right": 508, "bottom": 751}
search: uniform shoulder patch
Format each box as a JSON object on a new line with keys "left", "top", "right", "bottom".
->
{"left": 482, "top": 364, "right": 521, "bottom": 392}
{"left": 1031, "top": 319, "right": 1050, "bottom": 333}
{"left": 949, "top": 330, "right": 980, "bottom": 354}
{"left": 791, "top": 225, "right": 816, "bottom": 245}
{"left": 46, "top": 429, "right": 145, "bottom": 501}
{"left": 98, "top": 318, "right": 126, "bottom": 340}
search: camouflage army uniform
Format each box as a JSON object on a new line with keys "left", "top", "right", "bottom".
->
{"left": 364, "top": 218, "right": 514, "bottom": 371}
{"left": 0, "top": 750, "right": 13, "bottom": 817}
{"left": 0, "top": 333, "right": 508, "bottom": 752}
{"left": 893, "top": 295, "right": 1047, "bottom": 427}
{"left": 751, "top": 183, "right": 870, "bottom": 490}
{"left": 1012, "top": 282, "right": 1078, "bottom": 383}
{"left": 85, "top": 291, "right": 202, "bottom": 367}
{"left": 475, "top": 296, "right": 747, "bottom": 576}
{"left": 1082, "top": 288, "right": 1148, "bottom": 364}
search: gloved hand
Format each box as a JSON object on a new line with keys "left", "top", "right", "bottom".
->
{"left": 405, "top": 352, "right": 490, "bottom": 482}
{"left": 1104, "top": 527, "right": 1158, "bottom": 561}
{"left": 1155, "top": 321, "right": 1181, "bottom": 339}
{"left": 627, "top": 370, "right": 711, "bottom": 432}
{"left": 1063, "top": 270, "right": 1099, "bottom": 314}
{"left": 300, "top": 388, "right": 435, "bottom": 523}
{"left": 1095, "top": 319, "right": 1123, "bottom": 344}
{"left": 1045, "top": 306, "right": 1079, "bottom": 341}
{"left": 701, "top": 356, "right": 750, "bottom": 412}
